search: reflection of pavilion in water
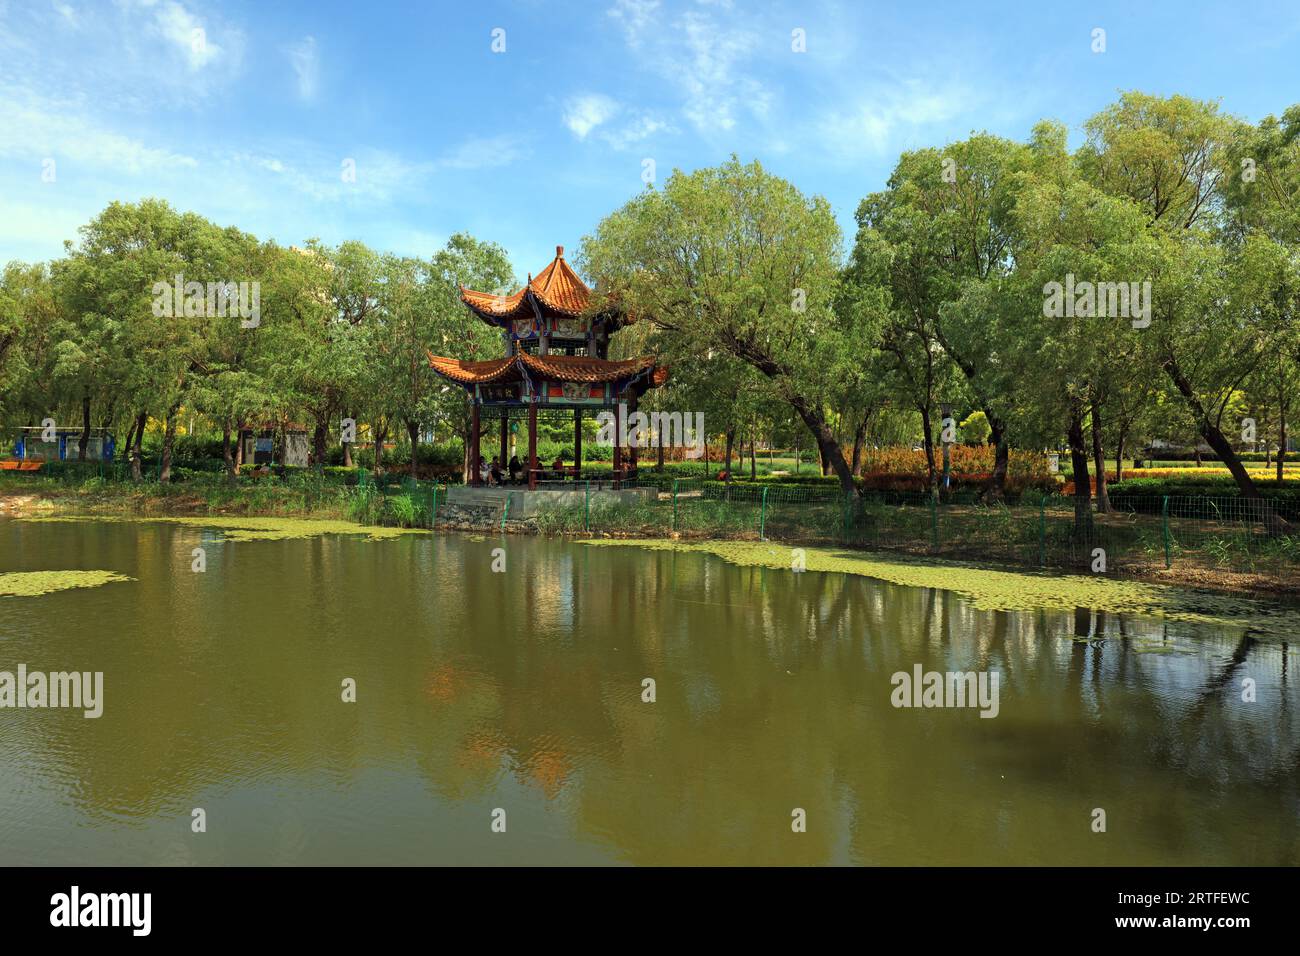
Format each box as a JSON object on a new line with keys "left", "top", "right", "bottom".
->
{"left": 14, "top": 530, "right": 1298, "bottom": 864}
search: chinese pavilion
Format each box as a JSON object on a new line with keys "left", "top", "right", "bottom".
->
{"left": 428, "top": 246, "right": 666, "bottom": 489}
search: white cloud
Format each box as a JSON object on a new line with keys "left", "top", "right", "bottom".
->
{"left": 287, "top": 36, "right": 319, "bottom": 101}
{"left": 816, "top": 80, "right": 973, "bottom": 159}
{"left": 434, "top": 134, "right": 530, "bottom": 170}
{"left": 563, "top": 94, "right": 620, "bottom": 139}
{"left": 0, "top": 87, "right": 199, "bottom": 173}
{"left": 606, "top": 1, "right": 767, "bottom": 135}
{"left": 607, "top": 0, "right": 660, "bottom": 47}
{"left": 601, "top": 114, "right": 673, "bottom": 149}
{"left": 150, "top": 0, "right": 222, "bottom": 70}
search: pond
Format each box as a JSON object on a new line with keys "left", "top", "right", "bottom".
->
{"left": 1, "top": 517, "right": 1297, "bottom": 865}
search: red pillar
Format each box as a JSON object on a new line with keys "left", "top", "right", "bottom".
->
{"left": 470, "top": 403, "right": 481, "bottom": 486}
{"left": 612, "top": 401, "right": 622, "bottom": 490}
{"left": 528, "top": 400, "right": 538, "bottom": 490}
{"left": 573, "top": 407, "right": 582, "bottom": 477}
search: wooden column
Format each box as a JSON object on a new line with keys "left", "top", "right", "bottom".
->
{"left": 573, "top": 407, "right": 583, "bottom": 476}
{"left": 612, "top": 400, "right": 622, "bottom": 489}
{"left": 628, "top": 394, "right": 639, "bottom": 477}
{"left": 499, "top": 414, "right": 509, "bottom": 476}
{"left": 470, "top": 403, "right": 481, "bottom": 486}
{"left": 528, "top": 400, "right": 538, "bottom": 490}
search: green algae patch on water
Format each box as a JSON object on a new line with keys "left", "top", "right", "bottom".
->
{"left": 19, "top": 515, "right": 424, "bottom": 542}
{"left": 578, "top": 538, "right": 1300, "bottom": 638}
{"left": 0, "top": 570, "right": 134, "bottom": 597}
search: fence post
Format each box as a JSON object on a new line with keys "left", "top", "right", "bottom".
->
{"left": 759, "top": 486, "right": 768, "bottom": 540}
{"left": 1162, "top": 495, "right": 1171, "bottom": 569}
{"left": 1038, "top": 499, "right": 1046, "bottom": 568}
{"left": 671, "top": 479, "right": 678, "bottom": 532}
{"left": 430, "top": 483, "right": 438, "bottom": 529}
{"left": 584, "top": 479, "right": 590, "bottom": 533}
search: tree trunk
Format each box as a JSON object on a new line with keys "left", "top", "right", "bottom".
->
{"left": 131, "top": 412, "right": 146, "bottom": 481}
{"left": 981, "top": 413, "right": 1009, "bottom": 503}
{"left": 235, "top": 418, "right": 246, "bottom": 468}
{"left": 407, "top": 419, "right": 420, "bottom": 479}
{"left": 1278, "top": 374, "right": 1287, "bottom": 483}
{"left": 122, "top": 416, "right": 138, "bottom": 476}
{"left": 749, "top": 430, "right": 757, "bottom": 480}
{"left": 1090, "top": 401, "right": 1111, "bottom": 513}
{"left": 723, "top": 427, "right": 734, "bottom": 486}
{"left": 920, "top": 406, "right": 937, "bottom": 501}
{"left": 312, "top": 420, "right": 328, "bottom": 473}
{"left": 342, "top": 411, "right": 354, "bottom": 468}
{"left": 786, "top": 394, "right": 857, "bottom": 493}
{"left": 222, "top": 419, "right": 236, "bottom": 485}
{"left": 373, "top": 423, "right": 387, "bottom": 477}
{"left": 1067, "top": 402, "right": 1093, "bottom": 537}
{"left": 850, "top": 408, "right": 872, "bottom": 477}
{"left": 159, "top": 401, "right": 181, "bottom": 483}
{"left": 1114, "top": 427, "right": 1126, "bottom": 485}
{"left": 1162, "top": 353, "right": 1286, "bottom": 531}
{"left": 77, "top": 393, "right": 91, "bottom": 460}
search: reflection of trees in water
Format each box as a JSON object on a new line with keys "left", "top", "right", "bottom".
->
{"left": 17, "top": 525, "right": 1300, "bottom": 864}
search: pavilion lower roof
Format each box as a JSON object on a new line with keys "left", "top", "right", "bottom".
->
{"left": 428, "top": 351, "right": 667, "bottom": 387}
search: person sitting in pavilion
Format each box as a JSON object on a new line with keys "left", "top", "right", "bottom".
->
{"left": 508, "top": 454, "right": 522, "bottom": 484}
{"left": 489, "top": 457, "right": 503, "bottom": 486}
{"left": 477, "top": 455, "right": 491, "bottom": 485}
{"left": 552, "top": 456, "right": 565, "bottom": 479}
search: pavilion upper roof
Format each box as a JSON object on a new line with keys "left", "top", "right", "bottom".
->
{"left": 461, "top": 245, "right": 594, "bottom": 323}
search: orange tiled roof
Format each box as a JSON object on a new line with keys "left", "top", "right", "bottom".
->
{"left": 460, "top": 245, "right": 591, "bottom": 321}
{"left": 428, "top": 351, "right": 665, "bottom": 386}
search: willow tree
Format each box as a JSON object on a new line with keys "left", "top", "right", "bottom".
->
{"left": 1224, "top": 104, "right": 1300, "bottom": 481}
{"left": 849, "top": 134, "right": 1029, "bottom": 500}
{"left": 1079, "top": 92, "right": 1286, "bottom": 509}
{"left": 580, "top": 157, "right": 868, "bottom": 493}
{"left": 421, "top": 234, "right": 514, "bottom": 482}
{"left": 60, "top": 199, "right": 228, "bottom": 481}
{"left": 1000, "top": 121, "right": 1163, "bottom": 531}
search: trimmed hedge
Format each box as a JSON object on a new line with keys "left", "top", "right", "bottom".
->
{"left": 1139, "top": 449, "right": 1296, "bottom": 463}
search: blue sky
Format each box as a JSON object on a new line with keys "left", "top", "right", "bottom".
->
{"left": 3, "top": 0, "right": 1299, "bottom": 280}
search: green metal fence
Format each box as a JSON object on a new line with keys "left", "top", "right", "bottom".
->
{"left": 5, "top": 461, "right": 1297, "bottom": 580}
{"left": 534, "top": 480, "right": 1300, "bottom": 581}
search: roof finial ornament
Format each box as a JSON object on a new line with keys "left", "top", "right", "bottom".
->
{"left": 556, "top": 245, "right": 564, "bottom": 258}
